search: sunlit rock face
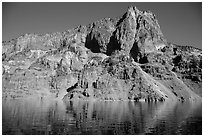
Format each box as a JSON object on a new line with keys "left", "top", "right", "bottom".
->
{"left": 2, "top": 6, "right": 201, "bottom": 102}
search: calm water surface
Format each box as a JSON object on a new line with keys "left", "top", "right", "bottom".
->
{"left": 2, "top": 97, "right": 202, "bottom": 135}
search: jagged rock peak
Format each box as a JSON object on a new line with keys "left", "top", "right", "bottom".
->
{"left": 127, "top": 6, "right": 138, "bottom": 16}
{"left": 83, "top": 6, "right": 166, "bottom": 58}
{"left": 126, "top": 6, "right": 160, "bottom": 28}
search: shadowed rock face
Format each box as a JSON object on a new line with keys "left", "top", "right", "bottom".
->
{"left": 2, "top": 6, "right": 202, "bottom": 102}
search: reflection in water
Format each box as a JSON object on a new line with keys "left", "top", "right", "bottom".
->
{"left": 2, "top": 97, "right": 202, "bottom": 135}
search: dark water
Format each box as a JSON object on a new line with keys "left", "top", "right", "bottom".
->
{"left": 2, "top": 97, "right": 202, "bottom": 135}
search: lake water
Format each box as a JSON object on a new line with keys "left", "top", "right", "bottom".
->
{"left": 2, "top": 97, "right": 202, "bottom": 135}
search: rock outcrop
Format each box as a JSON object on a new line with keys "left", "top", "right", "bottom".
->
{"left": 2, "top": 6, "right": 202, "bottom": 102}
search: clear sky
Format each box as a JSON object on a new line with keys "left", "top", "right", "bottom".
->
{"left": 2, "top": 2, "right": 202, "bottom": 49}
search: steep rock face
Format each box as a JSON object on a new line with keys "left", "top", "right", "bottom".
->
{"left": 84, "top": 6, "right": 165, "bottom": 58}
{"left": 2, "top": 6, "right": 201, "bottom": 102}
{"left": 115, "top": 7, "right": 137, "bottom": 54}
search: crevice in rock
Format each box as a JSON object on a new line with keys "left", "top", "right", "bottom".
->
{"left": 130, "top": 42, "right": 139, "bottom": 62}
{"left": 85, "top": 32, "right": 100, "bottom": 53}
{"left": 106, "top": 31, "right": 121, "bottom": 56}
{"left": 139, "top": 55, "right": 148, "bottom": 64}
{"left": 173, "top": 55, "right": 182, "bottom": 66}
{"left": 66, "top": 83, "right": 78, "bottom": 92}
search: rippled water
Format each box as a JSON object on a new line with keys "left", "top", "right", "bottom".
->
{"left": 2, "top": 97, "right": 202, "bottom": 135}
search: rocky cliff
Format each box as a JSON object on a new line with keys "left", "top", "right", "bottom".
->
{"left": 2, "top": 6, "right": 202, "bottom": 102}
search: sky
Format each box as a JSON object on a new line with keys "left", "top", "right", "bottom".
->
{"left": 2, "top": 2, "right": 202, "bottom": 49}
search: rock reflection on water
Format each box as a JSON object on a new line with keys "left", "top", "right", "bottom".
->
{"left": 2, "top": 97, "right": 202, "bottom": 135}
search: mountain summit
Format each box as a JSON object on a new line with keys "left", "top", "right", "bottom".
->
{"left": 2, "top": 6, "right": 202, "bottom": 102}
